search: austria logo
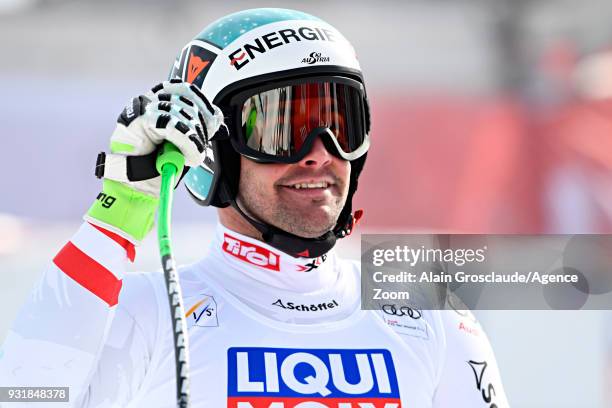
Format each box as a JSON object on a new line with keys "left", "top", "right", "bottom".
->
{"left": 301, "top": 52, "right": 330, "bottom": 65}
{"left": 227, "top": 347, "right": 402, "bottom": 407}
{"left": 223, "top": 233, "right": 280, "bottom": 271}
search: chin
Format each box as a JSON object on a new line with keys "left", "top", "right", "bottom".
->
{"left": 264, "top": 204, "right": 341, "bottom": 238}
{"left": 283, "top": 217, "right": 337, "bottom": 239}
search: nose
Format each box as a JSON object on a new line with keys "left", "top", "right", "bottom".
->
{"left": 298, "top": 136, "right": 333, "bottom": 169}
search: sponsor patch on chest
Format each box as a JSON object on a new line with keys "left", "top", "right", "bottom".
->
{"left": 227, "top": 347, "right": 402, "bottom": 407}
{"left": 380, "top": 313, "right": 429, "bottom": 340}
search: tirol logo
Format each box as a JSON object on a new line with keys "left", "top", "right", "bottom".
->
{"left": 223, "top": 233, "right": 280, "bottom": 271}
{"left": 227, "top": 347, "right": 402, "bottom": 408}
{"left": 229, "top": 26, "right": 337, "bottom": 71}
{"left": 301, "top": 52, "right": 330, "bottom": 65}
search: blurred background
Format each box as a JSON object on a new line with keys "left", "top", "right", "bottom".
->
{"left": 1, "top": 0, "right": 612, "bottom": 406}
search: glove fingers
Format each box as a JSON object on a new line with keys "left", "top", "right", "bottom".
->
{"left": 145, "top": 101, "right": 200, "bottom": 141}
{"left": 165, "top": 95, "right": 211, "bottom": 147}
{"left": 144, "top": 107, "right": 205, "bottom": 167}
{"left": 153, "top": 92, "right": 197, "bottom": 112}
{"left": 162, "top": 116, "right": 206, "bottom": 167}
{"left": 147, "top": 98, "right": 205, "bottom": 145}
{"left": 174, "top": 85, "right": 225, "bottom": 135}
{"left": 151, "top": 94, "right": 201, "bottom": 124}
{"left": 148, "top": 81, "right": 213, "bottom": 114}
{"left": 148, "top": 81, "right": 224, "bottom": 134}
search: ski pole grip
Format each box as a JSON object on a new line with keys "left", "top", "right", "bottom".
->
{"left": 156, "top": 142, "right": 185, "bottom": 176}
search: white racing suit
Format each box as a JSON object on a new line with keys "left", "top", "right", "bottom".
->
{"left": 0, "top": 222, "right": 510, "bottom": 407}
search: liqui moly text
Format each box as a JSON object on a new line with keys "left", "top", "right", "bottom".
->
{"left": 227, "top": 347, "right": 402, "bottom": 408}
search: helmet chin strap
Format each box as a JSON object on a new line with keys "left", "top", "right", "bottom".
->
{"left": 229, "top": 199, "right": 355, "bottom": 258}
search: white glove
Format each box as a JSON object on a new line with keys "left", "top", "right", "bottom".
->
{"left": 100, "top": 79, "right": 225, "bottom": 196}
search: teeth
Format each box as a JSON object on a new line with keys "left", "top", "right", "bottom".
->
{"left": 291, "top": 182, "right": 329, "bottom": 189}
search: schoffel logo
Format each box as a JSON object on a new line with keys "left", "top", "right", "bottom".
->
{"left": 301, "top": 51, "right": 330, "bottom": 65}
{"left": 223, "top": 233, "right": 280, "bottom": 271}
{"left": 381, "top": 304, "right": 422, "bottom": 320}
{"left": 184, "top": 294, "right": 218, "bottom": 327}
{"left": 296, "top": 254, "right": 327, "bottom": 272}
{"left": 228, "top": 26, "right": 337, "bottom": 70}
{"left": 468, "top": 360, "right": 498, "bottom": 408}
{"left": 272, "top": 298, "right": 339, "bottom": 312}
{"left": 227, "top": 347, "right": 401, "bottom": 407}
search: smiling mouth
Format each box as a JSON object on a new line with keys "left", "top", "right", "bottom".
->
{"left": 286, "top": 181, "right": 332, "bottom": 190}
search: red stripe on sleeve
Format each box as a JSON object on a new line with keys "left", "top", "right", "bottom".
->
{"left": 88, "top": 222, "right": 136, "bottom": 262}
{"left": 53, "top": 242, "right": 123, "bottom": 307}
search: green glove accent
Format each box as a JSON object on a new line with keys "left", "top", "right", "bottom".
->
{"left": 110, "top": 141, "right": 135, "bottom": 153}
{"left": 87, "top": 179, "right": 159, "bottom": 242}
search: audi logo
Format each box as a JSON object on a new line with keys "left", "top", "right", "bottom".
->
{"left": 381, "top": 304, "right": 422, "bottom": 319}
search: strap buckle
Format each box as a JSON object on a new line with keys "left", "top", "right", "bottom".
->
{"left": 95, "top": 152, "right": 106, "bottom": 178}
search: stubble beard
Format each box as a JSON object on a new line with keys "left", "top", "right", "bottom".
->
{"left": 238, "top": 175, "right": 348, "bottom": 239}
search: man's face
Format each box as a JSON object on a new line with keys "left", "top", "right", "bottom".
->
{"left": 237, "top": 137, "right": 350, "bottom": 238}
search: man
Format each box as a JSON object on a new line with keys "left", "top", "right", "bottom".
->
{"left": 0, "top": 8, "right": 509, "bottom": 407}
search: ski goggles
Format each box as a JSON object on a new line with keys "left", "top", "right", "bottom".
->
{"left": 227, "top": 76, "right": 370, "bottom": 163}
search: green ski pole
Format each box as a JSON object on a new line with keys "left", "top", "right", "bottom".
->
{"left": 156, "top": 142, "right": 190, "bottom": 408}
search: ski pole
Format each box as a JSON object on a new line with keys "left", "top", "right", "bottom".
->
{"left": 156, "top": 142, "right": 190, "bottom": 408}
